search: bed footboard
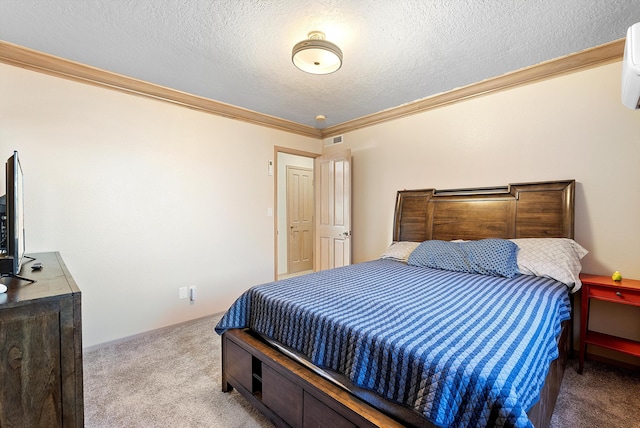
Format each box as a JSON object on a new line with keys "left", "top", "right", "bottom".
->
{"left": 221, "top": 322, "right": 569, "bottom": 428}
{"left": 222, "top": 329, "right": 406, "bottom": 428}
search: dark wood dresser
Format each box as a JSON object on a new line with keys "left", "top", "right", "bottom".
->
{"left": 0, "top": 252, "right": 83, "bottom": 427}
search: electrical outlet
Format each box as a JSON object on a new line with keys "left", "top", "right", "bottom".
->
{"left": 189, "top": 285, "right": 197, "bottom": 302}
{"left": 179, "top": 287, "right": 188, "bottom": 299}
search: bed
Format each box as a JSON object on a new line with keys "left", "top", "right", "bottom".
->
{"left": 216, "top": 180, "right": 585, "bottom": 428}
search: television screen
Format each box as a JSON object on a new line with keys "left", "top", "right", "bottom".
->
{"left": 2, "top": 151, "right": 25, "bottom": 275}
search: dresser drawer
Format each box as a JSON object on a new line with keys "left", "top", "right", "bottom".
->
{"left": 589, "top": 286, "right": 640, "bottom": 305}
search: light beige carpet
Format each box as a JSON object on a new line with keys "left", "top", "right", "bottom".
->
{"left": 84, "top": 314, "right": 272, "bottom": 428}
{"left": 84, "top": 314, "right": 640, "bottom": 427}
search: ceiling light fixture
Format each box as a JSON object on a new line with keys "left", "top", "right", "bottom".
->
{"left": 292, "top": 31, "right": 343, "bottom": 75}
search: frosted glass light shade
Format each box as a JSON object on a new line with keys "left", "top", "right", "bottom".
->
{"left": 292, "top": 36, "right": 343, "bottom": 75}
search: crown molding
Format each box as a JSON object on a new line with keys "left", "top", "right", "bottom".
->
{"left": 321, "top": 38, "right": 625, "bottom": 138}
{"left": 0, "top": 38, "right": 624, "bottom": 141}
{"left": 0, "top": 40, "right": 322, "bottom": 139}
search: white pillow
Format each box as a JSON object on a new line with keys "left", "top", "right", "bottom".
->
{"left": 509, "top": 238, "right": 588, "bottom": 292}
{"left": 381, "top": 241, "right": 420, "bottom": 263}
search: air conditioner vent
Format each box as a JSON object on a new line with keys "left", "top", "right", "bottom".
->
{"left": 323, "top": 135, "right": 344, "bottom": 146}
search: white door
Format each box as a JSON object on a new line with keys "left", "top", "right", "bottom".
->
{"left": 287, "top": 166, "right": 314, "bottom": 274}
{"left": 315, "top": 149, "right": 351, "bottom": 270}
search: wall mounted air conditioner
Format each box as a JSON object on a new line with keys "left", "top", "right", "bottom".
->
{"left": 622, "top": 22, "right": 640, "bottom": 109}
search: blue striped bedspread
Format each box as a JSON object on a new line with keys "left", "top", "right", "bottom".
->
{"left": 215, "top": 259, "right": 571, "bottom": 428}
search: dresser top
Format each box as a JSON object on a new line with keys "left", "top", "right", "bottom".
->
{"left": 0, "top": 252, "right": 79, "bottom": 308}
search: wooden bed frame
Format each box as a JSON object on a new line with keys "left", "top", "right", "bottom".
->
{"left": 221, "top": 180, "right": 575, "bottom": 428}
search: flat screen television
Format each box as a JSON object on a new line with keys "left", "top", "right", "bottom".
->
{"left": 0, "top": 151, "right": 26, "bottom": 277}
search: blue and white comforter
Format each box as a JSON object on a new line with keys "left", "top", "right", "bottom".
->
{"left": 215, "top": 259, "right": 571, "bottom": 428}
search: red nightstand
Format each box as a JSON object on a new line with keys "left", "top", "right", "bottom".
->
{"left": 579, "top": 273, "right": 640, "bottom": 373}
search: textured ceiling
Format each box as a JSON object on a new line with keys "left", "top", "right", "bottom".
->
{"left": 1, "top": 1, "right": 638, "bottom": 129}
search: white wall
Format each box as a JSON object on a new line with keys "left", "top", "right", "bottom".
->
{"left": 327, "top": 61, "right": 640, "bottom": 365}
{"left": 0, "top": 63, "right": 321, "bottom": 348}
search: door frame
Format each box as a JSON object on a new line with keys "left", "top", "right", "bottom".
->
{"left": 274, "top": 146, "right": 320, "bottom": 280}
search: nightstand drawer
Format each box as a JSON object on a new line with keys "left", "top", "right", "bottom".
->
{"left": 589, "top": 286, "right": 640, "bottom": 305}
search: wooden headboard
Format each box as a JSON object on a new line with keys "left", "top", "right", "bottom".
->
{"left": 393, "top": 180, "right": 575, "bottom": 242}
